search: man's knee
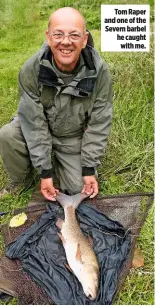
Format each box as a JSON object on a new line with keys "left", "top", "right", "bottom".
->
{"left": 0, "top": 118, "right": 25, "bottom": 150}
{"left": 0, "top": 123, "right": 14, "bottom": 147}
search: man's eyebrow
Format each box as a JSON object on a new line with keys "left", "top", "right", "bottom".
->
{"left": 52, "top": 29, "right": 64, "bottom": 33}
{"left": 70, "top": 31, "right": 81, "bottom": 34}
{"left": 51, "top": 29, "right": 81, "bottom": 34}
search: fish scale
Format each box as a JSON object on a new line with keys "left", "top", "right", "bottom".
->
{"left": 56, "top": 192, "right": 99, "bottom": 300}
{"left": 63, "top": 206, "right": 98, "bottom": 263}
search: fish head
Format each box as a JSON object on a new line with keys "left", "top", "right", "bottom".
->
{"left": 81, "top": 264, "right": 99, "bottom": 300}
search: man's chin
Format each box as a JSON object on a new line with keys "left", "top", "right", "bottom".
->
{"left": 57, "top": 60, "right": 77, "bottom": 72}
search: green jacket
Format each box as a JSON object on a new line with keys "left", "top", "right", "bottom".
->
{"left": 18, "top": 43, "right": 113, "bottom": 177}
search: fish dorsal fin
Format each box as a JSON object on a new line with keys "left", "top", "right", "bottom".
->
{"left": 76, "top": 243, "right": 83, "bottom": 263}
{"left": 57, "top": 232, "right": 66, "bottom": 244}
{"left": 65, "top": 263, "right": 73, "bottom": 273}
{"left": 88, "top": 234, "right": 94, "bottom": 247}
{"left": 56, "top": 192, "right": 89, "bottom": 209}
{"left": 56, "top": 218, "right": 64, "bottom": 230}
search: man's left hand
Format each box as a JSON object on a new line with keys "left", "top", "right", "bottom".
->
{"left": 82, "top": 175, "right": 98, "bottom": 198}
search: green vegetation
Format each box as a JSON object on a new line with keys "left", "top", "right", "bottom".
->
{"left": 0, "top": 0, "right": 154, "bottom": 304}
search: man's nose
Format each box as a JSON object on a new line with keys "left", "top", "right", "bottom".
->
{"left": 61, "top": 36, "right": 72, "bottom": 44}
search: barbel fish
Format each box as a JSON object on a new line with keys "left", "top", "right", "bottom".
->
{"left": 56, "top": 192, "right": 99, "bottom": 300}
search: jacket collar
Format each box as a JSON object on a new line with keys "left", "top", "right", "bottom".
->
{"left": 38, "top": 43, "right": 99, "bottom": 97}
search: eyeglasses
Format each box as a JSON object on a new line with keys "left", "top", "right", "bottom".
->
{"left": 48, "top": 32, "right": 85, "bottom": 43}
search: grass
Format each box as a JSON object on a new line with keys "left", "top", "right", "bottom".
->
{"left": 0, "top": 0, "right": 154, "bottom": 304}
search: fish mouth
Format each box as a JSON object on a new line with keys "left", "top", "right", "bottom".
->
{"left": 85, "top": 288, "right": 96, "bottom": 300}
{"left": 88, "top": 294, "right": 95, "bottom": 300}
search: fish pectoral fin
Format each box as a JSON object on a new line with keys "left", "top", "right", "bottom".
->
{"left": 56, "top": 218, "right": 64, "bottom": 229}
{"left": 76, "top": 243, "right": 83, "bottom": 263}
{"left": 65, "top": 263, "right": 73, "bottom": 273}
{"left": 57, "top": 232, "right": 66, "bottom": 244}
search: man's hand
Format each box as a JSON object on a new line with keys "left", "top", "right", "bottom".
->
{"left": 41, "top": 178, "right": 59, "bottom": 201}
{"left": 82, "top": 175, "right": 98, "bottom": 198}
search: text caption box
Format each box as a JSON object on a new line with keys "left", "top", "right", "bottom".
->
{"left": 101, "top": 5, "right": 150, "bottom": 52}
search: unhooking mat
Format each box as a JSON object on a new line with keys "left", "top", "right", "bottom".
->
{"left": 0, "top": 191, "right": 153, "bottom": 305}
{"left": 6, "top": 202, "right": 131, "bottom": 305}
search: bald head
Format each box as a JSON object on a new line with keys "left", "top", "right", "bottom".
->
{"left": 46, "top": 7, "right": 88, "bottom": 72}
{"left": 48, "top": 7, "right": 86, "bottom": 33}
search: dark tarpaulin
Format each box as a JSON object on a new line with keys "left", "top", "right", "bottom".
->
{"left": 6, "top": 202, "right": 131, "bottom": 305}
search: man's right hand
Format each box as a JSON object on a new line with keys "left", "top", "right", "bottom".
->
{"left": 41, "top": 178, "right": 59, "bottom": 201}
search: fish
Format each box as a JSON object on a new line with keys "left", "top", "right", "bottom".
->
{"left": 55, "top": 192, "right": 99, "bottom": 300}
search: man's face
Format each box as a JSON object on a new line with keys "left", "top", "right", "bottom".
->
{"left": 46, "top": 15, "right": 88, "bottom": 72}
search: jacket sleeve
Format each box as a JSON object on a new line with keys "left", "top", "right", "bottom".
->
{"left": 81, "top": 65, "right": 113, "bottom": 175}
{"left": 18, "top": 62, "right": 53, "bottom": 177}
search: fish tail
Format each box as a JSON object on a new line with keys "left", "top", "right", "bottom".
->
{"left": 56, "top": 192, "right": 89, "bottom": 209}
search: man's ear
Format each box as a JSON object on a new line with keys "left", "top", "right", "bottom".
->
{"left": 82, "top": 32, "right": 89, "bottom": 49}
{"left": 45, "top": 30, "right": 50, "bottom": 46}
